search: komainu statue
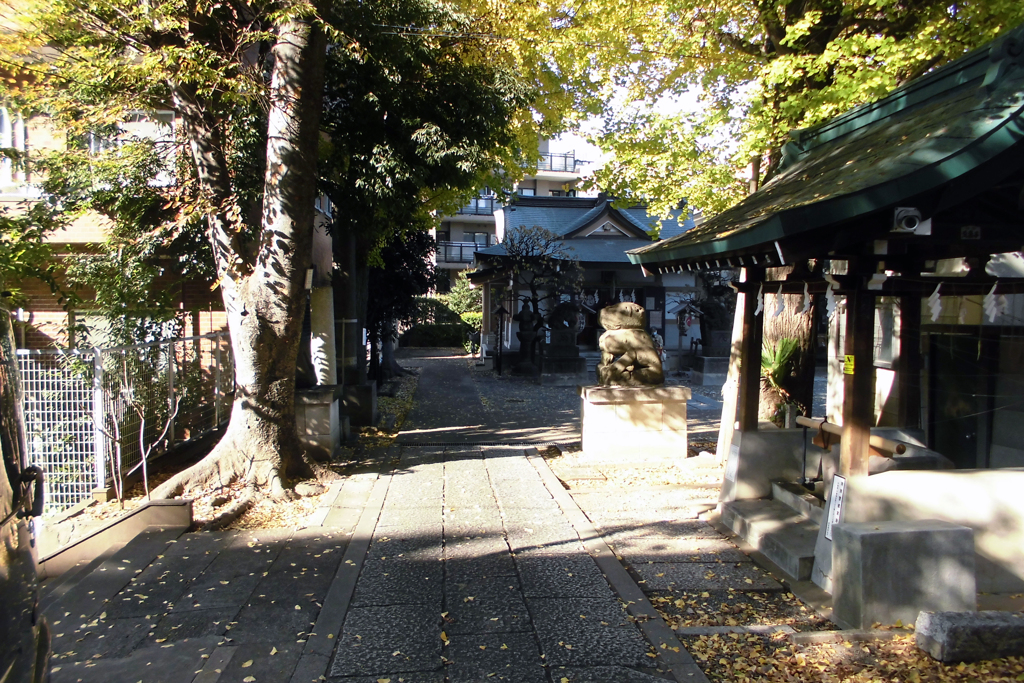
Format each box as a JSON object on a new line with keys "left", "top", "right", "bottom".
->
{"left": 597, "top": 302, "right": 664, "bottom": 386}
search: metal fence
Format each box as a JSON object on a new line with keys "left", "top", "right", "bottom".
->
{"left": 16, "top": 333, "right": 234, "bottom": 514}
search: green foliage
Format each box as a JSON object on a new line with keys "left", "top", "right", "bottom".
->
{"left": 438, "top": 271, "right": 482, "bottom": 316}
{"left": 34, "top": 138, "right": 193, "bottom": 345}
{"left": 0, "top": 204, "right": 64, "bottom": 302}
{"left": 319, "top": 0, "right": 537, "bottom": 267}
{"left": 460, "top": 312, "right": 483, "bottom": 332}
{"left": 587, "top": 1, "right": 1024, "bottom": 219}
{"left": 366, "top": 231, "right": 437, "bottom": 345}
{"left": 411, "top": 297, "right": 462, "bottom": 325}
{"left": 761, "top": 337, "right": 799, "bottom": 402}
{"left": 399, "top": 323, "right": 467, "bottom": 348}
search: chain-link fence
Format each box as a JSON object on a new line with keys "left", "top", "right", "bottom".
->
{"left": 16, "top": 333, "right": 233, "bottom": 514}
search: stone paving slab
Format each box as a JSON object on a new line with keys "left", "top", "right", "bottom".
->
{"left": 330, "top": 604, "right": 442, "bottom": 677}
{"left": 446, "top": 631, "right": 548, "bottom": 682}
{"left": 633, "top": 561, "right": 783, "bottom": 592}
{"left": 551, "top": 665, "right": 675, "bottom": 682}
{"left": 366, "top": 534, "right": 443, "bottom": 562}
{"left": 445, "top": 553, "right": 518, "bottom": 580}
{"left": 610, "top": 537, "right": 750, "bottom": 564}
{"left": 351, "top": 559, "right": 443, "bottom": 607}
{"left": 50, "top": 635, "right": 223, "bottom": 683}
{"left": 445, "top": 579, "right": 532, "bottom": 635}
{"left": 517, "top": 555, "right": 616, "bottom": 599}
{"left": 527, "top": 597, "right": 652, "bottom": 667}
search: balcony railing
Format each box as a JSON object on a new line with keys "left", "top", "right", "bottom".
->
{"left": 537, "top": 152, "right": 582, "bottom": 173}
{"left": 457, "top": 196, "right": 499, "bottom": 215}
{"left": 438, "top": 241, "right": 485, "bottom": 264}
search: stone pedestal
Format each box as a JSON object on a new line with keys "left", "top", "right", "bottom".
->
{"left": 832, "top": 520, "right": 976, "bottom": 630}
{"left": 692, "top": 356, "right": 729, "bottom": 386}
{"left": 296, "top": 385, "right": 350, "bottom": 460}
{"left": 341, "top": 383, "right": 378, "bottom": 427}
{"left": 579, "top": 385, "right": 691, "bottom": 460}
{"left": 540, "top": 330, "right": 588, "bottom": 386}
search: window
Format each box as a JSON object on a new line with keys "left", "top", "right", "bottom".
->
{"left": 0, "top": 107, "right": 28, "bottom": 191}
{"left": 464, "top": 232, "right": 491, "bottom": 246}
{"left": 550, "top": 190, "right": 562, "bottom": 197}
{"left": 518, "top": 188, "right": 535, "bottom": 196}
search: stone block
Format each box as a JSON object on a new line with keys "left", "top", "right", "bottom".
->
{"left": 719, "top": 429, "right": 822, "bottom": 503}
{"left": 842, "top": 469, "right": 1024, "bottom": 592}
{"left": 579, "top": 385, "right": 690, "bottom": 460}
{"left": 916, "top": 610, "right": 1024, "bottom": 662}
{"left": 341, "top": 382, "right": 378, "bottom": 426}
{"left": 832, "top": 520, "right": 976, "bottom": 630}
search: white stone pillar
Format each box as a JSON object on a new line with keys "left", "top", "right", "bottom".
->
{"left": 310, "top": 285, "right": 338, "bottom": 385}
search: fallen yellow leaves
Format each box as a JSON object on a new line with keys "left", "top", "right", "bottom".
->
{"left": 681, "top": 630, "right": 1024, "bottom": 682}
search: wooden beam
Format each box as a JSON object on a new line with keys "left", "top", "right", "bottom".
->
{"left": 840, "top": 286, "right": 876, "bottom": 476}
{"left": 897, "top": 295, "right": 922, "bottom": 428}
{"left": 737, "top": 266, "right": 765, "bottom": 431}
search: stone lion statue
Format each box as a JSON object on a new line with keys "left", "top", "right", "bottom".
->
{"left": 596, "top": 302, "right": 664, "bottom": 386}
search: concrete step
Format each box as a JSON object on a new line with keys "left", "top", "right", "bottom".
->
{"left": 39, "top": 540, "right": 128, "bottom": 613}
{"left": 38, "top": 499, "right": 192, "bottom": 579}
{"left": 43, "top": 527, "right": 186, "bottom": 624}
{"left": 720, "top": 499, "right": 819, "bottom": 581}
{"left": 771, "top": 480, "right": 825, "bottom": 525}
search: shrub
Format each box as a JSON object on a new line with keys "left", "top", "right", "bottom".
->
{"left": 461, "top": 312, "right": 483, "bottom": 331}
{"left": 399, "top": 323, "right": 467, "bottom": 347}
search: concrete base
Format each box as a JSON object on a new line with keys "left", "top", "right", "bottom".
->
{"left": 296, "top": 385, "right": 347, "bottom": 460}
{"left": 719, "top": 429, "right": 824, "bottom": 503}
{"left": 579, "top": 385, "right": 690, "bottom": 460}
{"left": 341, "top": 382, "right": 378, "bottom": 427}
{"left": 842, "top": 469, "right": 1024, "bottom": 593}
{"left": 832, "top": 520, "right": 976, "bottom": 630}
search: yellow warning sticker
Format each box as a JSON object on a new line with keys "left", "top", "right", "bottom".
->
{"left": 844, "top": 355, "right": 855, "bottom": 375}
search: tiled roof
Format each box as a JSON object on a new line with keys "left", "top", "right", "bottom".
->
{"left": 479, "top": 196, "right": 694, "bottom": 264}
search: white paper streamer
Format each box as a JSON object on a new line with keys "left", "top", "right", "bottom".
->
{"left": 754, "top": 284, "right": 764, "bottom": 316}
{"left": 928, "top": 283, "right": 943, "bottom": 322}
{"left": 825, "top": 283, "right": 836, "bottom": 319}
{"left": 772, "top": 284, "right": 785, "bottom": 318}
{"left": 983, "top": 282, "right": 1001, "bottom": 323}
{"left": 801, "top": 283, "right": 811, "bottom": 315}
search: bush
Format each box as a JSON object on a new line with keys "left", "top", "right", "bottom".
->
{"left": 399, "top": 323, "right": 467, "bottom": 347}
{"left": 461, "top": 312, "right": 483, "bottom": 331}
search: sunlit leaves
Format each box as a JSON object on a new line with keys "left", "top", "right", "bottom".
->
{"left": 588, "top": 0, "right": 1024, "bottom": 217}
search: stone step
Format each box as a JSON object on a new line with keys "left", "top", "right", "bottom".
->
{"left": 720, "top": 499, "right": 819, "bottom": 581}
{"left": 43, "top": 527, "right": 186, "bottom": 624}
{"left": 771, "top": 480, "right": 825, "bottom": 525}
{"left": 39, "top": 540, "right": 128, "bottom": 613}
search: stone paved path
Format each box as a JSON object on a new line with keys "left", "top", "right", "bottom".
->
{"left": 46, "top": 351, "right": 759, "bottom": 683}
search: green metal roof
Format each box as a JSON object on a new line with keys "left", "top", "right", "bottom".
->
{"left": 629, "top": 23, "right": 1024, "bottom": 268}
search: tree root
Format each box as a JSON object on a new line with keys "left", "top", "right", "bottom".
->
{"left": 199, "top": 490, "right": 257, "bottom": 531}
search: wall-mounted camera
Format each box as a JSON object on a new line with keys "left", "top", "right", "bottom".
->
{"left": 892, "top": 207, "right": 931, "bottom": 235}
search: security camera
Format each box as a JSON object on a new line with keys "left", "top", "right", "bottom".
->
{"left": 893, "top": 207, "right": 922, "bottom": 233}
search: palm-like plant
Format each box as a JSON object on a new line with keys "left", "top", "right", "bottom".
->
{"left": 761, "top": 337, "right": 799, "bottom": 404}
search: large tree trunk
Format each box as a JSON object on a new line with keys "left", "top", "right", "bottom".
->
{"left": 759, "top": 266, "right": 817, "bottom": 422}
{"left": 154, "top": 13, "right": 328, "bottom": 500}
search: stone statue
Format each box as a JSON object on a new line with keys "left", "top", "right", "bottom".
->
{"left": 597, "top": 302, "right": 664, "bottom": 386}
{"left": 513, "top": 300, "right": 542, "bottom": 370}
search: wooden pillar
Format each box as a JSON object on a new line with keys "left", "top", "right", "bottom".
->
{"left": 737, "top": 267, "right": 765, "bottom": 431}
{"left": 897, "top": 295, "right": 922, "bottom": 429}
{"left": 840, "top": 286, "right": 875, "bottom": 476}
